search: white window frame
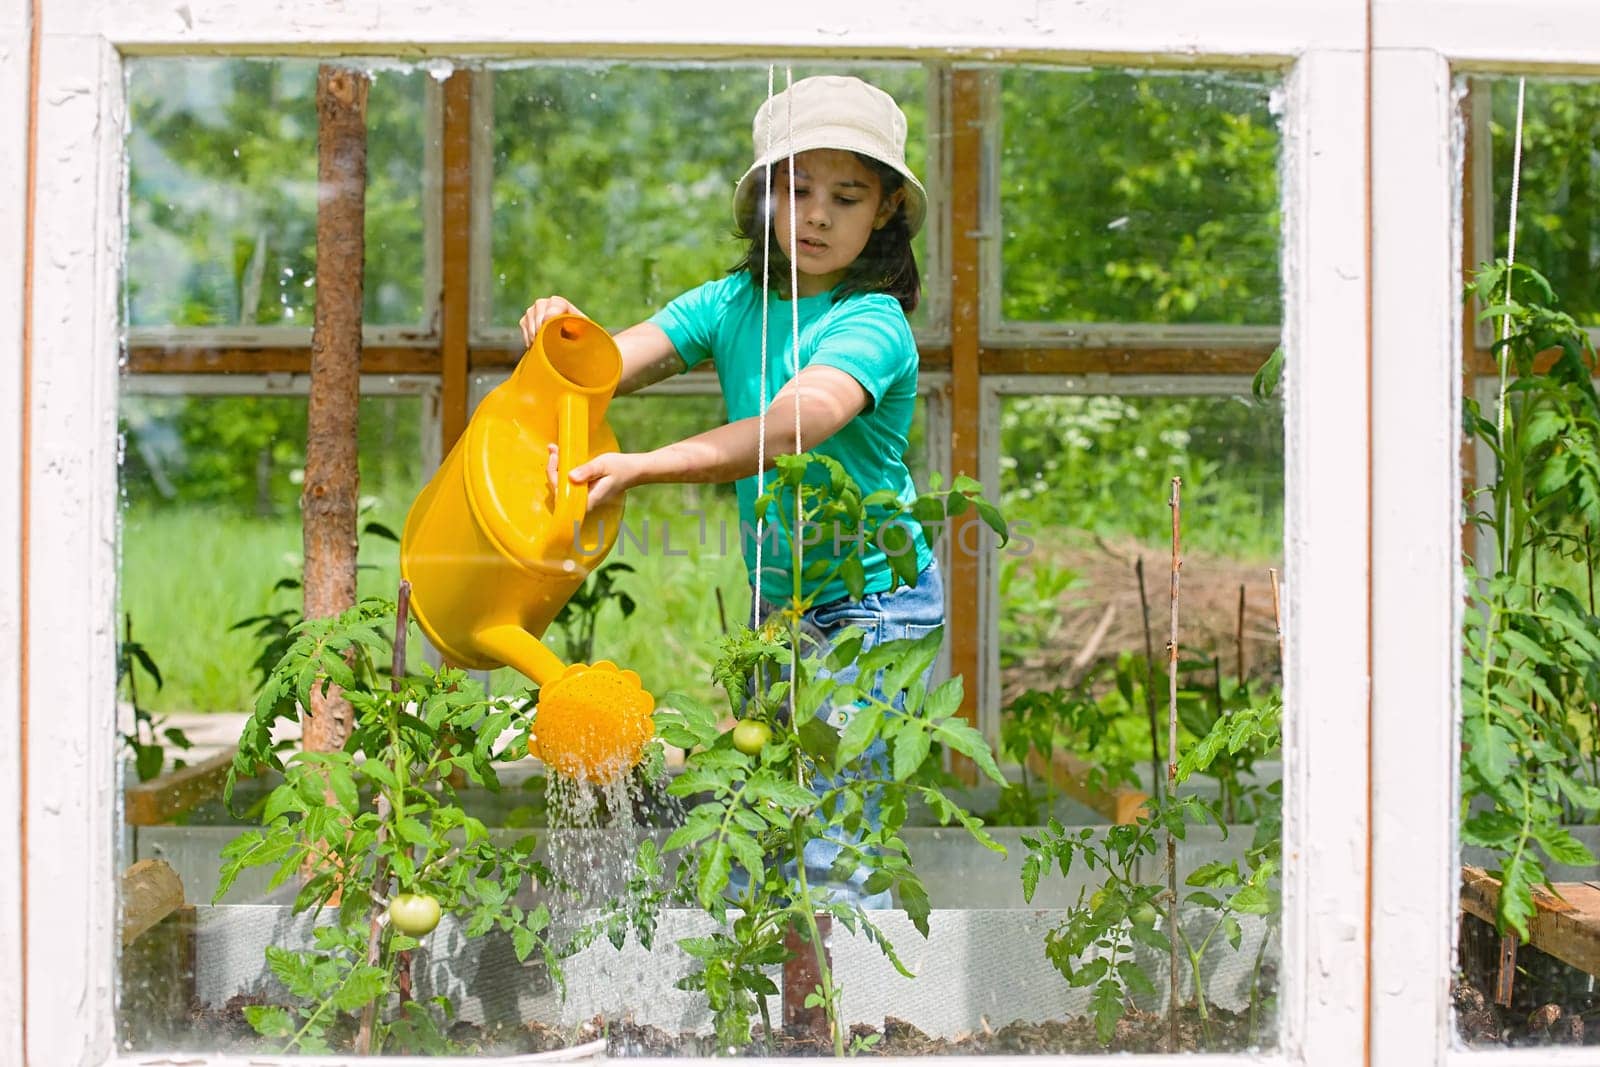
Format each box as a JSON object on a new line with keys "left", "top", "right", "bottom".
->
{"left": 41, "top": 0, "right": 1600, "bottom": 1064}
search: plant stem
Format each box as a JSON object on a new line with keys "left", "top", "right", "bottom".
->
{"left": 1166, "top": 477, "right": 1183, "bottom": 1054}
{"left": 356, "top": 581, "right": 412, "bottom": 1054}
{"left": 1247, "top": 920, "right": 1274, "bottom": 1045}
{"left": 790, "top": 825, "right": 843, "bottom": 1057}
{"left": 1135, "top": 558, "right": 1165, "bottom": 804}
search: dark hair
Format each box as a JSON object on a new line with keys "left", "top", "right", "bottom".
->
{"left": 730, "top": 153, "right": 920, "bottom": 314}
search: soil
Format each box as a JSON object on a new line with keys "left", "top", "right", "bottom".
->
{"left": 1002, "top": 535, "right": 1283, "bottom": 705}
{"left": 1455, "top": 913, "right": 1598, "bottom": 1047}
{"left": 182, "top": 997, "right": 1263, "bottom": 1056}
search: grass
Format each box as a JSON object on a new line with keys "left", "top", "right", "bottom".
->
{"left": 118, "top": 486, "right": 750, "bottom": 714}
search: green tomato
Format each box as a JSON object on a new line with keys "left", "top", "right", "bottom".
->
{"left": 388, "top": 892, "right": 442, "bottom": 936}
{"left": 1131, "top": 902, "right": 1160, "bottom": 928}
{"left": 731, "top": 719, "right": 773, "bottom": 756}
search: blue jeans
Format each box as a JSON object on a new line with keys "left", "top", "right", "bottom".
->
{"left": 790, "top": 560, "right": 946, "bottom": 909}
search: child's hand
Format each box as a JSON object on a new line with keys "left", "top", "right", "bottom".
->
{"left": 546, "top": 443, "right": 645, "bottom": 511}
{"left": 520, "top": 295, "right": 591, "bottom": 347}
{"left": 568, "top": 451, "right": 649, "bottom": 511}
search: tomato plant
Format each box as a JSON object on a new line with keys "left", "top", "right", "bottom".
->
{"left": 217, "top": 597, "right": 561, "bottom": 1055}
{"left": 1460, "top": 260, "right": 1600, "bottom": 941}
{"left": 649, "top": 454, "right": 1012, "bottom": 1055}
{"left": 1021, "top": 695, "right": 1281, "bottom": 1049}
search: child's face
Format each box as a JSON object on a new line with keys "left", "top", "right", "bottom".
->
{"left": 772, "top": 149, "right": 904, "bottom": 297}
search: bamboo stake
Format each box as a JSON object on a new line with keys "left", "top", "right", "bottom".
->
{"left": 355, "top": 580, "right": 411, "bottom": 1054}
{"left": 1268, "top": 568, "right": 1285, "bottom": 670}
{"left": 1236, "top": 583, "right": 1247, "bottom": 690}
{"left": 1135, "top": 558, "right": 1165, "bottom": 803}
{"left": 1166, "top": 477, "right": 1183, "bottom": 1052}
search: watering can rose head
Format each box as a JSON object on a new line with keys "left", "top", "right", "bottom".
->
{"left": 529, "top": 660, "right": 656, "bottom": 783}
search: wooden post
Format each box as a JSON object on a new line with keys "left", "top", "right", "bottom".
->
{"left": 947, "top": 69, "right": 983, "bottom": 781}
{"left": 302, "top": 64, "right": 369, "bottom": 753}
{"left": 782, "top": 914, "right": 831, "bottom": 1040}
{"left": 441, "top": 72, "right": 472, "bottom": 455}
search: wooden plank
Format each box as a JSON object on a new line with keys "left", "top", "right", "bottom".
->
{"left": 980, "top": 345, "right": 1274, "bottom": 376}
{"left": 469, "top": 343, "right": 956, "bottom": 374}
{"left": 1460, "top": 864, "right": 1600, "bottom": 979}
{"left": 440, "top": 70, "right": 472, "bottom": 454}
{"left": 1025, "top": 748, "right": 1150, "bottom": 826}
{"left": 947, "top": 69, "right": 983, "bottom": 781}
{"left": 119, "top": 858, "right": 184, "bottom": 946}
{"left": 122, "top": 746, "right": 235, "bottom": 827}
{"left": 125, "top": 344, "right": 437, "bottom": 375}
{"left": 128, "top": 340, "right": 1303, "bottom": 380}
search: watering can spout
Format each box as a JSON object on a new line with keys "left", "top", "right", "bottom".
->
{"left": 399, "top": 315, "right": 655, "bottom": 780}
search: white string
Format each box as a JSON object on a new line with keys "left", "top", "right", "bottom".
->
{"left": 1495, "top": 76, "right": 1526, "bottom": 575}
{"left": 753, "top": 65, "right": 775, "bottom": 627}
{"left": 785, "top": 64, "right": 802, "bottom": 726}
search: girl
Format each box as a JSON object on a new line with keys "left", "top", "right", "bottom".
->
{"left": 520, "top": 74, "right": 942, "bottom": 907}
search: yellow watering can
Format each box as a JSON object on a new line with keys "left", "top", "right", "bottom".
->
{"left": 400, "top": 314, "right": 654, "bottom": 782}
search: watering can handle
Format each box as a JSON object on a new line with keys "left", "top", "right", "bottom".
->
{"left": 553, "top": 391, "right": 590, "bottom": 534}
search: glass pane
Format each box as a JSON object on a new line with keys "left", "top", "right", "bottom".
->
{"left": 999, "top": 68, "right": 1282, "bottom": 326}
{"left": 1487, "top": 77, "right": 1600, "bottom": 327}
{"left": 991, "top": 391, "right": 1284, "bottom": 1051}
{"left": 488, "top": 61, "right": 931, "bottom": 335}
{"left": 117, "top": 56, "right": 1282, "bottom": 1061}
{"left": 118, "top": 392, "right": 423, "bottom": 713}
{"left": 126, "top": 58, "right": 429, "bottom": 328}
{"left": 1456, "top": 75, "right": 1600, "bottom": 1050}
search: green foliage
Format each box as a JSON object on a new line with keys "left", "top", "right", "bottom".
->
{"left": 116, "top": 614, "right": 192, "bottom": 782}
{"left": 992, "top": 653, "right": 1282, "bottom": 828}
{"left": 488, "top": 61, "right": 930, "bottom": 333}
{"left": 1461, "top": 259, "right": 1600, "bottom": 941}
{"left": 1021, "top": 696, "right": 1281, "bottom": 1049}
{"left": 1487, "top": 79, "right": 1600, "bottom": 327}
{"left": 651, "top": 454, "right": 1009, "bottom": 1055}
{"left": 999, "top": 394, "right": 1283, "bottom": 560}
{"left": 999, "top": 68, "right": 1281, "bottom": 326}
{"left": 551, "top": 563, "right": 638, "bottom": 665}
{"left": 126, "top": 59, "right": 426, "bottom": 328}
{"left": 219, "top": 598, "right": 558, "bottom": 1055}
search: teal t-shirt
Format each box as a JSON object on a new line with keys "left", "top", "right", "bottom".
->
{"left": 649, "top": 272, "right": 934, "bottom": 607}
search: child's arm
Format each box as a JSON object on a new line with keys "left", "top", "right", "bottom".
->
{"left": 520, "top": 296, "right": 685, "bottom": 396}
{"left": 567, "top": 365, "right": 869, "bottom": 509}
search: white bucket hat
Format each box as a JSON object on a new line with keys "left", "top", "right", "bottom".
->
{"left": 733, "top": 75, "right": 927, "bottom": 238}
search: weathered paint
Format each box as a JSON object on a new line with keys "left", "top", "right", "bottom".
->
{"left": 22, "top": 0, "right": 1600, "bottom": 1064}
{"left": 1368, "top": 48, "right": 1461, "bottom": 1066}
{"left": 1377, "top": 0, "right": 1600, "bottom": 73}
{"left": 68, "top": 0, "right": 1362, "bottom": 59}
{"left": 25, "top": 25, "right": 123, "bottom": 1067}
{"left": 0, "top": 1, "right": 31, "bottom": 1065}
{"left": 1279, "top": 48, "right": 1369, "bottom": 1065}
